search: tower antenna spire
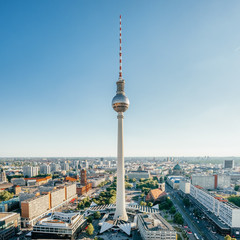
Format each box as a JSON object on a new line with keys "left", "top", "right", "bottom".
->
{"left": 119, "top": 15, "right": 122, "bottom": 79}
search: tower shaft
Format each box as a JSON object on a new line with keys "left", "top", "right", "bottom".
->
{"left": 114, "top": 112, "right": 128, "bottom": 221}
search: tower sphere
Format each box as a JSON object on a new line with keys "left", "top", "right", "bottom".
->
{"left": 112, "top": 79, "right": 129, "bottom": 113}
{"left": 112, "top": 93, "right": 129, "bottom": 113}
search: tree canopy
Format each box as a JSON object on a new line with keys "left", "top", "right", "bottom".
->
{"left": 0, "top": 191, "right": 14, "bottom": 202}
{"left": 86, "top": 223, "right": 94, "bottom": 235}
{"left": 228, "top": 196, "right": 240, "bottom": 207}
{"left": 174, "top": 213, "right": 184, "bottom": 225}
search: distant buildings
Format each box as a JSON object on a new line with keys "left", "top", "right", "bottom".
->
{"left": 127, "top": 170, "right": 150, "bottom": 180}
{"left": 80, "top": 169, "right": 87, "bottom": 186}
{"left": 179, "top": 180, "right": 191, "bottom": 194}
{"left": 32, "top": 212, "right": 86, "bottom": 240}
{"left": 166, "top": 176, "right": 184, "bottom": 189}
{"left": 76, "top": 169, "right": 92, "bottom": 195}
{"left": 23, "top": 166, "right": 39, "bottom": 177}
{"left": 0, "top": 169, "right": 7, "bottom": 183}
{"left": 89, "top": 177, "right": 106, "bottom": 188}
{"left": 11, "top": 178, "right": 25, "bottom": 186}
{"left": 25, "top": 176, "right": 52, "bottom": 186}
{"left": 40, "top": 164, "right": 50, "bottom": 175}
{"left": 224, "top": 160, "right": 234, "bottom": 169}
{"left": 50, "top": 163, "right": 61, "bottom": 172}
{"left": 137, "top": 214, "right": 176, "bottom": 240}
{"left": 191, "top": 174, "right": 231, "bottom": 190}
{"left": 61, "top": 162, "right": 69, "bottom": 171}
{"left": 85, "top": 160, "right": 89, "bottom": 169}
{"left": 172, "top": 163, "right": 182, "bottom": 175}
{"left": 0, "top": 212, "right": 20, "bottom": 239}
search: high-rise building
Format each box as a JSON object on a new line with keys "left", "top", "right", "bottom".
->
{"left": 50, "top": 163, "right": 61, "bottom": 172}
{"left": 74, "top": 161, "right": 79, "bottom": 170}
{"left": 23, "top": 166, "right": 39, "bottom": 178}
{"left": 32, "top": 167, "right": 39, "bottom": 176}
{"left": 191, "top": 174, "right": 231, "bottom": 189}
{"left": 0, "top": 169, "right": 7, "bottom": 183}
{"left": 80, "top": 169, "right": 87, "bottom": 186}
{"left": 40, "top": 164, "right": 50, "bottom": 175}
{"left": 60, "top": 162, "right": 69, "bottom": 171}
{"left": 85, "top": 160, "right": 88, "bottom": 169}
{"left": 224, "top": 160, "right": 234, "bottom": 169}
{"left": 112, "top": 15, "right": 130, "bottom": 221}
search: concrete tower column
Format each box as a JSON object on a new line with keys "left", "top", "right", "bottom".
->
{"left": 112, "top": 15, "right": 129, "bottom": 222}
{"left": 114, "top": 112, "right": 128, "bottom": 221}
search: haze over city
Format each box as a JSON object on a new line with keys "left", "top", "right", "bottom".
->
{"left": 1, "top": 0, "right": 240, "bottom": 157}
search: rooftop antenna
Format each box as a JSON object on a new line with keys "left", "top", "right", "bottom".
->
{"left": 119, "top": 15, "right": 122, "bottom": 79}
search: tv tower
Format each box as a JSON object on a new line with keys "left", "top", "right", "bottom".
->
{"left": 112, "top": 15, "right": 129, "bottom": 221}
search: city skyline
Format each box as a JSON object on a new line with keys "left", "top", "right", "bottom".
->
{"left": 1, "top": 1, "right": 240, "bottom": 157}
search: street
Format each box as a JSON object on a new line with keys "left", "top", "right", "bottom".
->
{"left": 165, "top": 185, "right": 224, "bottom": 240}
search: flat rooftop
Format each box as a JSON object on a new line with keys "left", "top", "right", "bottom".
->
{"left": 35, "top": 212, "right": 81, "bottom": 228}
{"left": 139, "top": 214, "right": 174, "bottom": 232}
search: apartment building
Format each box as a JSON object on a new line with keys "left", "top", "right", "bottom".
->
{"left": 191, "top": 174, "right": 231, "bottom": 190}
{"left": 179, "top": 180, "right": 191, "bottom": 194}
{"left": 190, "top": 184, "right": 240, "bottom": 228}
{"left": 21, "top": 183, "right": 77, "bottom": 226}
{"left": 23, "top": 166, "right": 39, "bottom": 178}
{"left": 40, "top": 164, "right": 50, "bottom": 175}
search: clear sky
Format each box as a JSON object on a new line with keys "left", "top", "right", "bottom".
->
{"left": 1, "top": 0, "right": 240, "bottom": 157}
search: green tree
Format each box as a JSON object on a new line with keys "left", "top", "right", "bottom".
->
{"left": 109, "top": 196, "right": 116, "bottom": 204}
{"left": 0, "top": 191, "right": 14, "bottom": 202}
{"left": 148, "top": 202, "right": 153, "bottom": 207}
{"left": 140, "top": 201, "right": 147, "bottom": 206}
{"left": 86, "top": 223, "right": 94, "bottom": 235}
{"left": 177, "top": 233, "right": 183, "bottom": 240}
{"left": 183, "top": 197, "right": 190, "bottom": 207}
{"left": 170, "top": 206, "right": 176, "bottom": 214}
{"left": 87, "top": 216, "right": 93, "bottom": 223}
{"left": 234, "top": 186, "right": 240, "bottom": 191}
{"left": 224, "top": 236, "right": 232, "bottom": 240}
{"left": 228, "top": 196, "right": 240, "bottom": 207}
{"left": 7, "top": 174, "right": 24, "bottom": 182}
{"left": 153, "top": 176, "right": 158, "bottom": 182}
{"left": 94, "top": 211, "right": 101, "bottom": 219}
{"left": 125, "top": 181, "right": 133, "bottom": 189}
{"left": 159, "top": 176, "right": 164, "bottom": 183}
{"left": 174, "top": 213, "right": 184, "bottom": 225}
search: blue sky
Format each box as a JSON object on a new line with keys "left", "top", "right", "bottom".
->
{"left": 0, "top": 0, "right": 240, "bottom": 157}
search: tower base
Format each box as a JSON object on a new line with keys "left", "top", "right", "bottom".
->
{"left": 113, "top": 209, "right": 128, "bottom": 221}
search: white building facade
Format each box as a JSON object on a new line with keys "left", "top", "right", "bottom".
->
{"left": 191, "top": 174, "right": 231, "bottom": 190}
{"left": 179, "top": 180, "right": 190, "bottom": 194}
{"left": 190, "top": 184, "right": 240, "bottom": 228}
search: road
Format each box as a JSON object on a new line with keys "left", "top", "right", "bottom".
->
{"left": 166, "top": 185, "right": 223, "bottom": 240}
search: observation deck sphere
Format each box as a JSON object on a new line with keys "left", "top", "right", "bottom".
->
{"left": 112, "top": 93, "right": 129, "bottom": 113}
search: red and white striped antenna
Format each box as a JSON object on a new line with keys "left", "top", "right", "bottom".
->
{"left": 119, "top": 15, "right": 122, "bottom": 79}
